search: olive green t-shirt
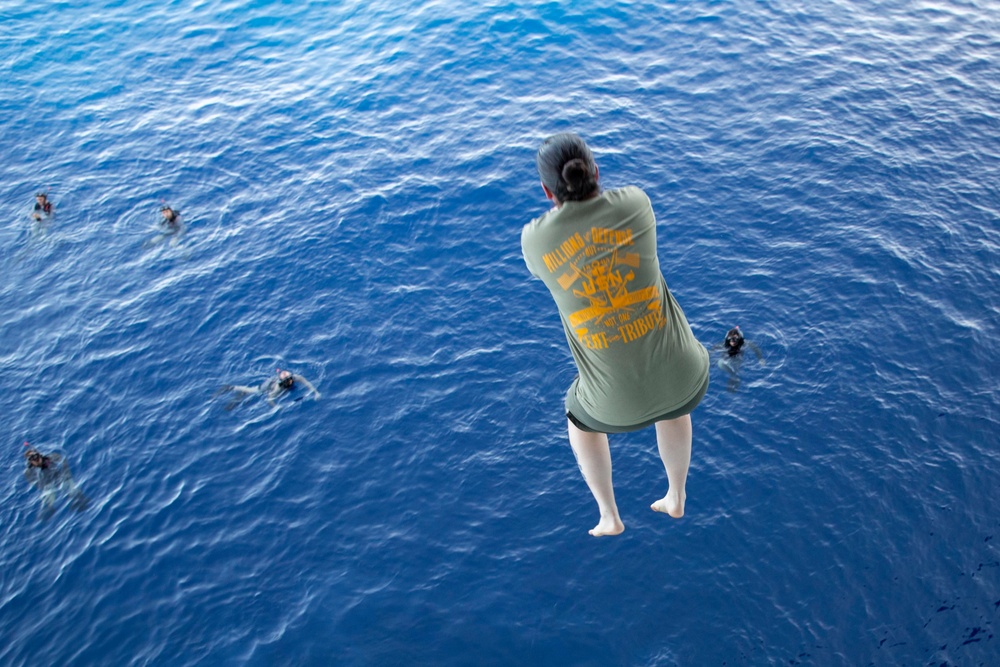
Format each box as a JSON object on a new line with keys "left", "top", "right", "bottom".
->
{"left": 521, "top": 186, "right": 709, "bottom": 427}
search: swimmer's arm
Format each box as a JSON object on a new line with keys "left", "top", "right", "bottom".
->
{"left": 293, "top": 374, "right": 320, "bottom": 398}
{"left": 748, "top": 341, "right": 765, "bottom": 362}
{"left": 47, "top": 454, "right": 73, "bottom": 480}
{"left": 54, "top": 455, "right": 71, "bottom": 476}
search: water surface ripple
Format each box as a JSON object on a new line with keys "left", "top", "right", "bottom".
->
{"left": 1, "top": 1, "right": 998, "bottom": 665}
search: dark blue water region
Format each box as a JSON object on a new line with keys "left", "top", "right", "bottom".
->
{"left": 1, "top": 0, "right": 999, "bottom": 665}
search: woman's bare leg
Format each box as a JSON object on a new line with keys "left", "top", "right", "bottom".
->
{"left": 651, "top": 414, "right": 692, "bottom": 518}
{"left": 567, "top": 419, "right": 624, "bottom": 536}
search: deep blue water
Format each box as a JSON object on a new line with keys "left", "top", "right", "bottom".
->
{"left": 2, "top": 0, "right": 999, "bottom": 665}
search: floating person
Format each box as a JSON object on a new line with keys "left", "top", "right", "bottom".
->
{"left": 713, "top": 326, "right": 764, "bottom": 392}
{"left": 160, "top": 205, "right": 181, "bottom": 230}
{"left": 521, "top": 132, "right": 710, "bottom": 537}
{"left": 217, "top": 368, "right": 320, "bottom": 411}
{"left": 22, "top": 444, "right": 90, "bottom": 520}
{"left": 145, "top": 204, "right": 185, "bottom": 247}
{"left": 31, "top": 192, "right": 53, "bottom": 221}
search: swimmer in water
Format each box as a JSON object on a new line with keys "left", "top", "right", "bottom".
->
{"left": 713, "top": 326, "right": 764, "bottom": 392}
{"left": 145, "top": 204, "right": 185, "bottom": 247}
{"left": 217, "top": 368, "right": 320, "bottom": 411}
{"left": 160, "top": 205, "right": 180, "bottom": 229}
{"left": 23, "top": 445, "right": 90, "bottom": 520}
{"left": 32, "top": 193, "right": 53, "bottom": 221}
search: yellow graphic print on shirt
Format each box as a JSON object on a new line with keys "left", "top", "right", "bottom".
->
{"left": 541, "top": 227, "right": 665, "bottom": 350}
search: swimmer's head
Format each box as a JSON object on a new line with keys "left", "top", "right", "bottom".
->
{"left": 536, "top": 133, "right": 599, "bottom": 204}
{"left": 24, "top": 448, "right": 46, "bottom": 467}
{"left": 724, "top": 326, "right": 744, "bottom": 352}
{"left": 35, "top": 193, "right": 47, "bottom": 202}
{"left": 160, "top": 206, "right": 179, "bottom": 223}
{"left": 277, "top": 369, "right": 294, "bottom": 389}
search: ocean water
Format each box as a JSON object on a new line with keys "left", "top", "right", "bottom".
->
{"left": 1, "top": 0, "right": 998, "bottom": 665}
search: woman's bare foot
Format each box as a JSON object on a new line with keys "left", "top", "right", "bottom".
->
{"left": 651, "top": 489, "right": 686, "bottom": 518}
{"left": 589, "top": 515, "right": 625, "bottom": 536}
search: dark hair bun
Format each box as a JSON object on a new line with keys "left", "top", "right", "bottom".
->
{"left": 561, "top": 158, "right": 590, "bottom": 192}
{"left": 536, "top": 133, "right": 598, "bottom": 202}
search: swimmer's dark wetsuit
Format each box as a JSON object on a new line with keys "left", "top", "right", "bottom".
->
{"left": 24, "top": 453, "right": 89, "bottom": 519}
